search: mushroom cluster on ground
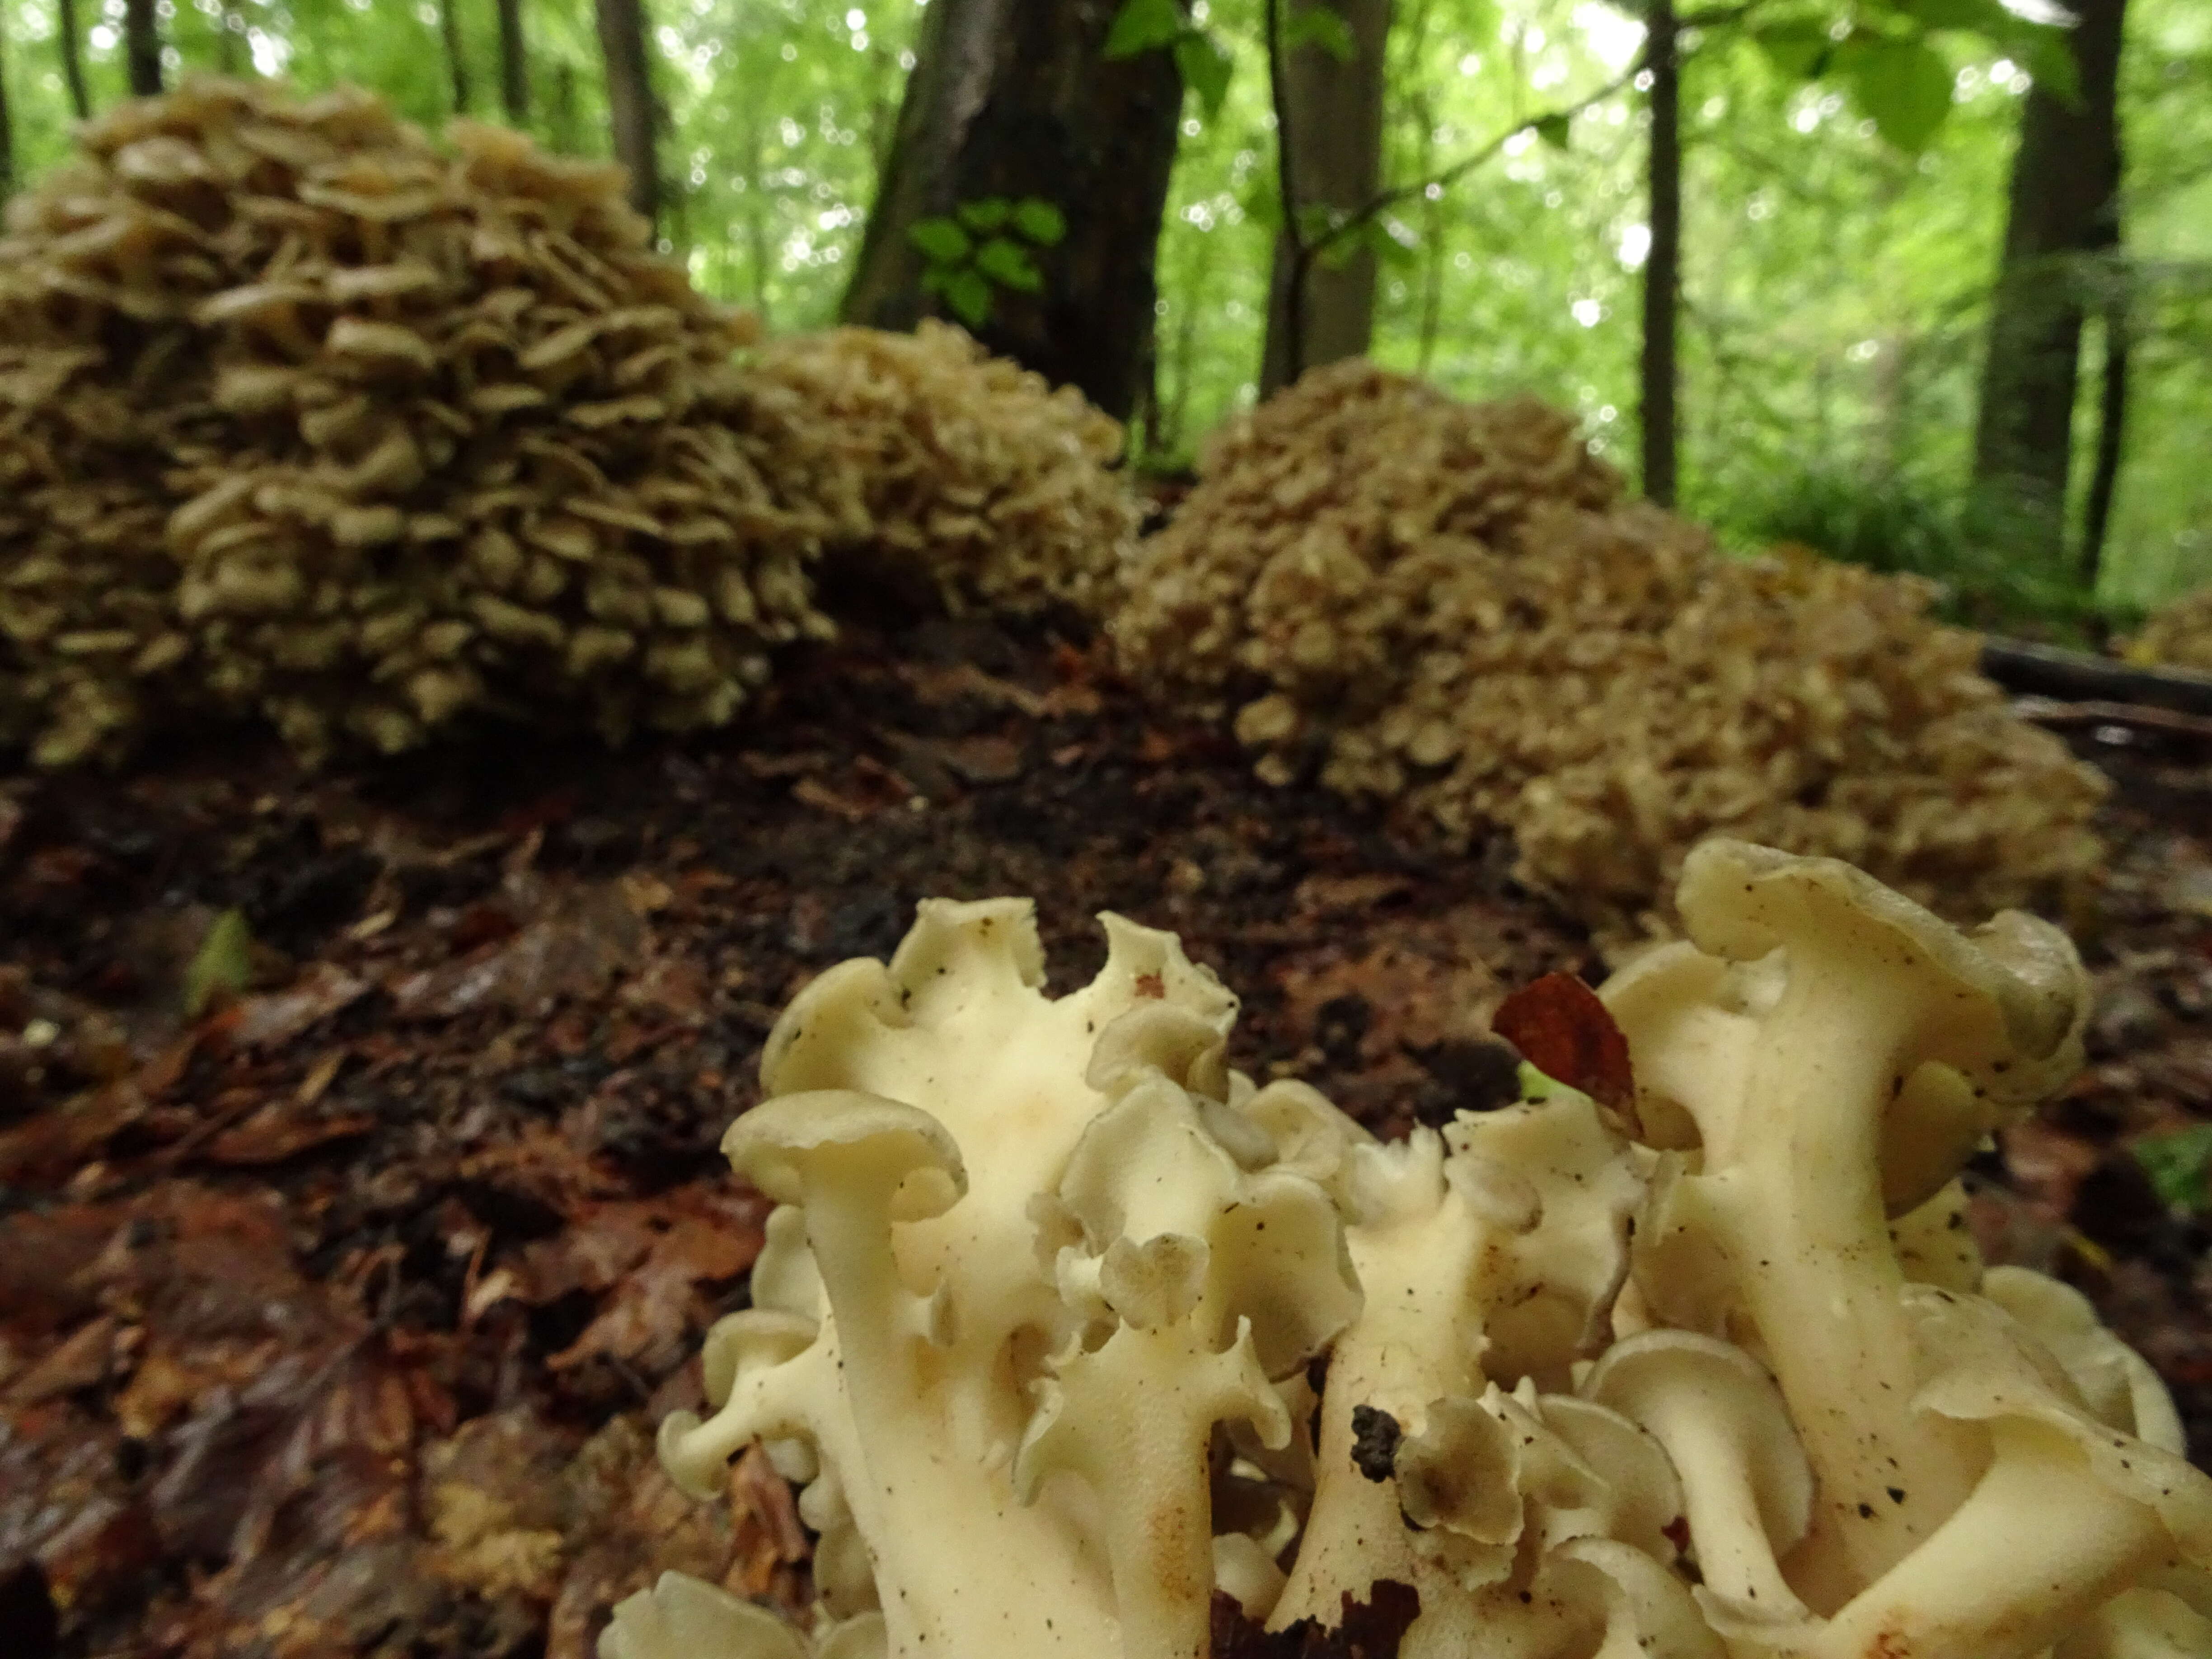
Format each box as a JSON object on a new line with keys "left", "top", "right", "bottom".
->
{"left": 611, "top": 844, "right": 2212, "bottom": 1659}
{"left": 2126, "top": 583, "right": 2212, "bottom": 675}
{"left": 1110, "top": 362, "right": 2110, "bottom": 943}
{"left": 745, "top": 323, "right": 1136, "bottom": 619}
{"left": 0, "top": 79, "right": 1135, "bottom": 767}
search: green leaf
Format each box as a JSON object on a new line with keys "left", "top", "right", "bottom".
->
{"left": 184, "top": 908, "right": 255, "bottom": 1017}
{"left": 975, "top": 237, "right": 1044, "bottom": 291}
{"left": 908, "top": 217, "right": 972, "bottom": 266}
{"left": 1013, "top": 197, "right": 1067, "bottom": 247}
{"left": 1891, "top": 0, "right": 2011, "bottom": 33}
{"left": 1845, "top": 37, "right": 1955, "bottom": 152}
{"left": 2135, "top": 1124, "right": 2212, "bottom": 1214}
{"left": 1283, "top": 4, "right": 1358, "bottom": 62}
{"left": 1105, "top": 0, "right": 1185, "bottom": 58}
{"left": 1174, "top": 29, "right": 1236, "bottom": 121}
{"left": 942, "top": 267, "right": 995, "bottom": 327}
{"left": 1752, "top": 20, "right": 1831, "bottom": 80}
{"left": 956, "top": 196, "right": 1012, "bottom": 232}
{"left": 1533, "top": 112, "right": 1572, "bottom": 150}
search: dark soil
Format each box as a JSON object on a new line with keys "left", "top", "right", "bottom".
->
{"left": 0, "top": 615, "right": 2206, "bottom": 1659}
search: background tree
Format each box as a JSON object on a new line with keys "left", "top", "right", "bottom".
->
{"left": 124, "top": 0, "right": 162, "bottom": 96}
{"left": 1640, "top": 0, "right": 1679, "bottom": 504}
{"left": 0, "top": 2, "right": 13, "bottom": 195}
{"left": 438, "top": 0, "right": 472, "bottom": 115}
{"left": 840, "top": 0, "right": 1190, "bottom": 422}
{"left": 1259, "top": 0, "right": 1397, "bottom": 393}
{"left": 595, "top": 0, "right": 661, "bottom": 226}
{"left": 56, "top": 0, "right": 91, "bottom": 120}
{"left": 1971, "top": 0, "right": 2130, "bottom": 577}
{"left": 498, "top": 0, "right": 530, "bottom": 123}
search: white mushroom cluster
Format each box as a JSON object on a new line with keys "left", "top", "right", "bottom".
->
{"left": 611, "top": 840, "right": 2212, "bottom": 1659}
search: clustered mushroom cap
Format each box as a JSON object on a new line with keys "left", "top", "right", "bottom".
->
{"left": 610, "top": 844, "right": 2212, "bottom": 1659}
{"left": 2123, "top": 583, "right": 2212, "bottom": 675}
{"left": 1, "top": 81, "right": 1141, "bottom": 768}
{"left": 1111, "top": 361, "right": 2110, "bottom": 942}
{"left": 745, "top": 322, "right": 1138, "bottom": 620}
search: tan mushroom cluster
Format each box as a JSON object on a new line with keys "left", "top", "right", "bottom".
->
{"left": 1112, "top": 362, "right": 2109, "bottom": 942}
{"left": 0, "top": 76, "right": 839, "bottom": 764}
{"left": 2124, "top": 582, "right": 2212, "bottom": 675}
{"left": 745, "top": 322, "right": 1137, "bottom": 619}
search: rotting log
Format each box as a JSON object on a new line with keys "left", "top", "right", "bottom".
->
{"left": 1981, "top": 637, "right": 2212, "bottom": 717}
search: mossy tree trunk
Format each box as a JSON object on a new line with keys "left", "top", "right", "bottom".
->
{"left": 840, "top": 0, "right": 1186, "bottom": 423}
{"left": 56, "top": 0, "right": 91, "bottom": 119}
{"left": 1258, "top": 0, "right": 1395, "bottom": 396}
{"left": 1969, "top": 0, "right": 2129, "bottom": 575}
{"left": 595, "top": 0, "right": 661, "bottom": 229}
{"left": 124, "top": 0, "right": 162, "bottom": 96}
{"left": 497, "top": 0, "right": 529, "bottom": 124}
{"left": 1639, "top": 0, "right": 1680, "bottom": 506}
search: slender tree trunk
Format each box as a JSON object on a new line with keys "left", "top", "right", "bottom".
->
{"left": 595, "top": 0, "right": 661, "bottom": 228}
{"left": 497, "top": 0, "right": 529, "bottom": 123}
{"left": 2080, "top": 301, "right": 2129, "bottom": 584}
{"left": 0, "top": 4, "right": 14, "bottom": 197}
{"left": 124, "top": 0, "right": 162, "bottom": 96}
{"left": 437, "top": 0, "right": 471, "bottom": 114}
{"left": 56, "top": 0, "right": 91, "bottom": 118}
{"left": 840, "top": 0, "right": 1187, "bottom": 422}
{"left": 214, "top": 5, "right": 244, "bottom": 75}
{"left": 1969, "top": 0, "right": 2128, "bottom": 569}
{"left": 1259, "top": 0, "right": 1395, "bottom": 394}
{"left": 742, "top": 113, "right": 772, "bottom": 323}
{"left": 1640, "top": 0, "right": 1681, "bottom": 506}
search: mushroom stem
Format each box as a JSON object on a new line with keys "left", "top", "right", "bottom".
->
{"left": 1807, "top": 1420, "right": 2170, "bottom": 1659}
{"left": 1721, "top": 965, "right": 1978, "bottom": 1587}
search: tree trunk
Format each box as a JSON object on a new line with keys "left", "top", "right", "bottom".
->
{"left": 1259, "top": 0, "right": 1395, "bottom": 396}
{"left": 124, "top": 0, "right": 162, "bottom": 96}
{"left": 0, "top": 4, "right": 14, "bottom": 197}
{"left": 2080, "top": 305, "right": 2128, "bottom": 586}
{"left": 594, "top": 0, "right": 661, "bottom": 228}
{"left": 1639, "top": 0, "right": 1680, "bottom": 506}
{"left": 497, "top": 0, "right": 529, "bottom": 123}
{"left": 840, "top": 0, "right": 1186, "bottom": 423}
{"left": 1969, "top": 0, "right": 2128, "bottom": 568}
{"left": 54, "top": 0, "right": 89, "bottom": 118}
{"left": 214, "top": 5, "right": 244, "bottom": 76}
{"left": 437, "top": 0, "right": 471, "bottom": 114}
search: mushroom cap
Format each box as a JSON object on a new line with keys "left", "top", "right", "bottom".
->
{"left": 598, "top": 1571, "right": 805, "bottom": 1659}
{"left": 721, "top": 1090, "right": 966, "bottom": 1222}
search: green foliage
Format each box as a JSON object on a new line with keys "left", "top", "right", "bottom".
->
{"left": 1282, "top": 5, "right": 1360, "bottom": 62}
{"left": 1107, "top": 0, "right": 1238, "bottom": 117}
{"left": 912, "top": 195, "right": 1066, "bottom": 327}
{"left": 2135, "top": 1124, "right": 2212, "bottom": 1215}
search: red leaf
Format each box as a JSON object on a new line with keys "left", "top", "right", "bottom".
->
{"left": 1490, "top": 972, "right": 1635, "bottom": 1113}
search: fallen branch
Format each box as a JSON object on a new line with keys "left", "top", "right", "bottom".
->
{"left": 2010, "top": 695, "right": 2212, "bottom": 745}
{"left": 1980, "top": 637, "right": 2212, "bottom": 718}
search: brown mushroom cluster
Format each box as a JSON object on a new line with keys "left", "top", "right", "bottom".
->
{"left": 0, "top": 78, "right": 840, "bottom": 764}
{"left": 745, "top": 322, "right": 1136, "bottom": 619}
{"left": 1112, "top": 361, "right": 2109, "bottom": 939}
{"left": 2124, "top": 581, "right": 2212, "bottom": 675}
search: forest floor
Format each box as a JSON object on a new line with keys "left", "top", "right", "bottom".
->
{"left": 1, "top": 612, "right": 2208, "bottom": 1659}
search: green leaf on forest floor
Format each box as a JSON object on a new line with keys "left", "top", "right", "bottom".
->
{"left": 2136, "top": 1125, "right": 2212, "bottom": 1215}
{"left": 1843, "top": 36, "right": 1955, "bottom": 153}
{"left": 1284, "top": 5, "right": 1358, "bottom": 62}
{"left": 1106, "top": 0, "right": 1185, "bottom": 57}
{"left": 183, "top": 908, "right": 255, "bottom": 1017}
{"left": 1175, "top": 30, "right": 1236, "bottom": 120}
{"left": 909, "top": 217, "right": 971, "bottom": 264}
